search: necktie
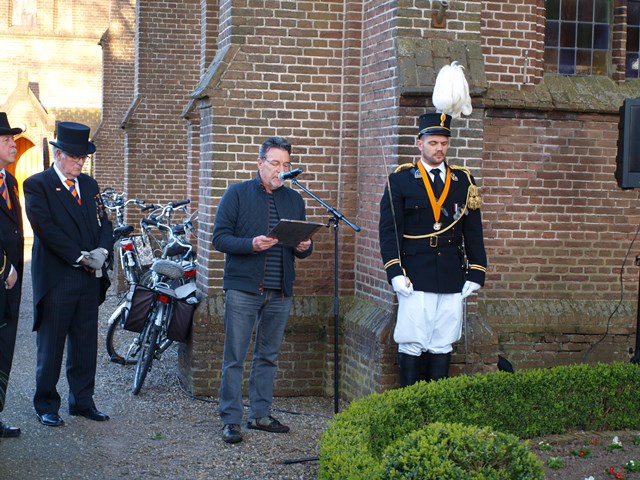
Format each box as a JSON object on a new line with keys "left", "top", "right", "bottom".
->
{"left": 0, "top": 173, "right": 11, "bottom": 209}
{"left": 431, "top": 168, "right": 444, "bottom": 197}
{"left": 65, "top": 179, "right": 81, "bottom": 205}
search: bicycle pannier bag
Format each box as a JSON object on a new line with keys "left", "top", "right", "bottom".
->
{"left": 166, "top": 298, "right": 198, "bottom": 342}
{"left": 123, "top": 286, "right": 154, "bottom": 332}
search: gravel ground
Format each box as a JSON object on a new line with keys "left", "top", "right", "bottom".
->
{"left": 0, "top": 257, "right": 334, "bottom": 479}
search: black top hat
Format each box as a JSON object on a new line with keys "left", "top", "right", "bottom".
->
{"left": 49, "top": 122, "right": 96, "bottom": 156}
{"left": 0, "top": 113, "right": 23, "bottom": 136}
{"left": 418, "top": 112, "right": 452, "bottom": 137}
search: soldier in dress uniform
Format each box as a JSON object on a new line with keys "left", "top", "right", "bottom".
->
{"left": 378, "top": 112, "right": 487, "bottom": 387}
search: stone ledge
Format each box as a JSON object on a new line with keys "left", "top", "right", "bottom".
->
{"left": 486, "top": 76, "right": 640, "bottom": 114}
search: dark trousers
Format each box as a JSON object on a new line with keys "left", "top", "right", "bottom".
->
{"left": 0, "top": 283, "right": 20, "bottom": 412}
{"left": 33, "top": 268, "right": 100, "bottom": 415}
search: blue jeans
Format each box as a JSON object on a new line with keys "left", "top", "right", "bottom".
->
{"left": 219, "top": 289, "right": 293, "bottom": 425}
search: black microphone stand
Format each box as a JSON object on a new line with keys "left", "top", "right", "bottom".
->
{"left": 281, "top": 177, "right": 360, "bottom": 466}
{"left": 291, "top": 177, "right": 360, "bottom": 414}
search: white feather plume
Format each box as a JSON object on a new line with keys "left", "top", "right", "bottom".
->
{"left": 432, "top": 61, "right": 472, "bottom": 119}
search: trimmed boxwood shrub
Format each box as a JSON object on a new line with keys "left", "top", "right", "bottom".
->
{"left": 381, "top": 423, "right": 543, "bottom": 480}
{"left": 319, "top": 362, "right": 640, "bottom": 479}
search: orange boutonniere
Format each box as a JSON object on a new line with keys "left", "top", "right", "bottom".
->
{"left": 12, "top": 186, "right": 18, "bottom": 199}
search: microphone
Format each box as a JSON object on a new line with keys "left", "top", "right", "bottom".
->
{"left": 278, "top": 168, "right": 304, "bottom": 181}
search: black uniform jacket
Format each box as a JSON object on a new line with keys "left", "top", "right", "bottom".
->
{"left": 379, "top": 162, "right": 487, "bottom": 294}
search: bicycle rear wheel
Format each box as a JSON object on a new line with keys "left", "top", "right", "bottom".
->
{"left": 132, "top": 322, "right": 159, "bottom": 395}
{"left": 105, "top": 308, "right": 140, "bottom": 365}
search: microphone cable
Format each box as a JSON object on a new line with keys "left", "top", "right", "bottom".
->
{"left": 583, "top": 221, "right": 640, "bottom": 361}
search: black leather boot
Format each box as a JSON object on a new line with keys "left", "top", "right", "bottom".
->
{"left": 398, "top": 353, "right": 423, "bottom": 387}
{"left": 426, "top": 352, "right": 451, "bottom": 381}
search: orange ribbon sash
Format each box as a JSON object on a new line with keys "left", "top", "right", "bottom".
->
{"left": 416, "top": 161, "right": 450, "bottom": 229}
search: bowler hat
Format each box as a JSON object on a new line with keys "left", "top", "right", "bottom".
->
{"left": 49, "top": 122, "right": 96, "bottom": 156}
{"left": 0, "top": 113, "right": 23, "bottom": 136}
{"left": 417, "top": 112, "right": 451, "bottom": 138}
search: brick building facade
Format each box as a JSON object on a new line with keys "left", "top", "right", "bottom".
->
{"left": 6, "top": 0, "right": 640, "bottom": 403}
{"left": 0, "top": 0, "right": 108, "bottom": 238}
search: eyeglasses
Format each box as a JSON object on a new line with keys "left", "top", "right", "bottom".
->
{"left": 261, "top": 158, "right": 291, "bottom": 170}
{"left": 64, "top": 153, "right": 89, "bottom": 163}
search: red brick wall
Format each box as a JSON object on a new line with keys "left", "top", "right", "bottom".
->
{"left": 93, "top": 0, "right": 136, "bottom": 191}
{"left": 481, "top": 111, "right": 639, "bottom": 367}
{"left": 192, "top": 0, "right": 365, "bottom": 397}
{"left": 98, "top": 0, "right": 640, "bottom": 403}
{"left": 480, "top": 0, "right": 545, "bottom": 86}
{"left": 121, "top": 0, "right": 202, "bottom": 208}
{"left": 199, "top": 0, "right": 220, "bottom": 74}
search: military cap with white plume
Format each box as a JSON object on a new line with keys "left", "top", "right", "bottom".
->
{"left": 432, "top": 61, "right": 472, "bottom": 119}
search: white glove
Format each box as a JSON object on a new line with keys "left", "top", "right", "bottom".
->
{"left": 391, "top": 275, "right": 413, "bottom": 297}
{"left": 80, "top": 248, "right": 108, "bottom": 278}
{"left": 461, "top": 281, "right": 481, "bottom": 299}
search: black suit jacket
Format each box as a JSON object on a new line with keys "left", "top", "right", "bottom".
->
{"left": 24, "top": 167, "right": 112, "bottom": 331}
{"left": 0, "top": 171, "right": 25, "bottom": 284}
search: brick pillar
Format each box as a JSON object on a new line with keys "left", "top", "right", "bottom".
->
{"left": 93, "top": 0, "right": 136, "bottom": 191}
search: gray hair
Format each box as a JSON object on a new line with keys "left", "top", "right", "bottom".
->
{"left": 258, "top": 136, "right": 291, "bottom": 159}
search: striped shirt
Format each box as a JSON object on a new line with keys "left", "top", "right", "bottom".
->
{"left": 263, "top": 193, "right": 283, "bottom": 290}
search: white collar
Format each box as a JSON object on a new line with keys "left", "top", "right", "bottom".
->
{"left": 420, "top": 160, "right": 446, "bottom": 176}
{"left": 53, "top": 163, "right": 77, "bottom": 185}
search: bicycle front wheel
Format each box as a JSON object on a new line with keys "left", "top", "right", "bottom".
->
{"left": 105, "top": 309, "right": 141, "bottom": 365}
{"left": 132, "top": 322, "right": 159, "bottom": 395}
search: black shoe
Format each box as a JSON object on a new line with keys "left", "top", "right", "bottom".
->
{"left": 247, "top": 416, "right": 290, "bottom": 433}
{"left": 69, "top": 406, "right": 110, "bottom": 422}
{"left": 36, "top": 413, "right": 65, "bottom": 427}
{"left": 222, "top": 423, "right": 242, "bottom": 444}
{"left": 0, "top": 421, "right": 20, "bottom": 437}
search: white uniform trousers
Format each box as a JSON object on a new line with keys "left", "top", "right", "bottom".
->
{"left": 394, "top": 291, "right": 463, "bottom": 356}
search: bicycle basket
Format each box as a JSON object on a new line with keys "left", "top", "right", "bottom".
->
{"left": 123, "top": 285, "right": 154, "bottom": 332}
{"left": 133, "top": 235, "right": 154, "bottom": 267}
{"left": 166, "top": 297, "right": 199, "bottom": 342}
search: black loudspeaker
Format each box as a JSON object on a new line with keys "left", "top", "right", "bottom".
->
{"left": 616, "top": 97, "right": 640, "bottom": 189}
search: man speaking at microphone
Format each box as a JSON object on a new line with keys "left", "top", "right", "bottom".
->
{"left": 213, "top": 136, "right": 313, "bottom": 444}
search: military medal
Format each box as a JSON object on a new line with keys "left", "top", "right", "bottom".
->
{"left": 416, "top": 161, "right": 451, "bottom": 233}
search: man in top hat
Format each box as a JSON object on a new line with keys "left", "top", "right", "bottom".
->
{"left": 0, "top": 113, "right": 24, "bottom": 437}
{"left": 379, "top": 112, "right": 487, "bottom": 387}
{"left": 24, "top": 121, "right": 112, "bottom": 427}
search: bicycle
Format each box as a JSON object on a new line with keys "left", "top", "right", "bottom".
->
{"left": 139, "top": 199, "right": 192, "bottom": 260}
{"left": 131, "top": 218, "right": 199, "bottom": 395}
{"left": 103, "top": 192, "right": 151, "bottom": 365}
{"left": 104, "top": 192, "right": 147, "bottom": 285}
{"left": 105, "top": 199, "right": 197, "bottom": 367}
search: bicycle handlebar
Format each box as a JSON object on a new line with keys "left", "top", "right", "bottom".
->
{"left": 141, "top": 215, "right": 194, "bottom": 260}
{"left": 168, "top": 199, "right": 190, "bottom": 208}
{"left": 104, "top": 198, "right": 145, "bottom": 211}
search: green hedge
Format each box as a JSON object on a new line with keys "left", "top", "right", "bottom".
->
{"left": 319, "top": 362, "right": 640, "bottom": 479}
{"left": 381, "top": 422, "right": 543, "bottom": 479}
